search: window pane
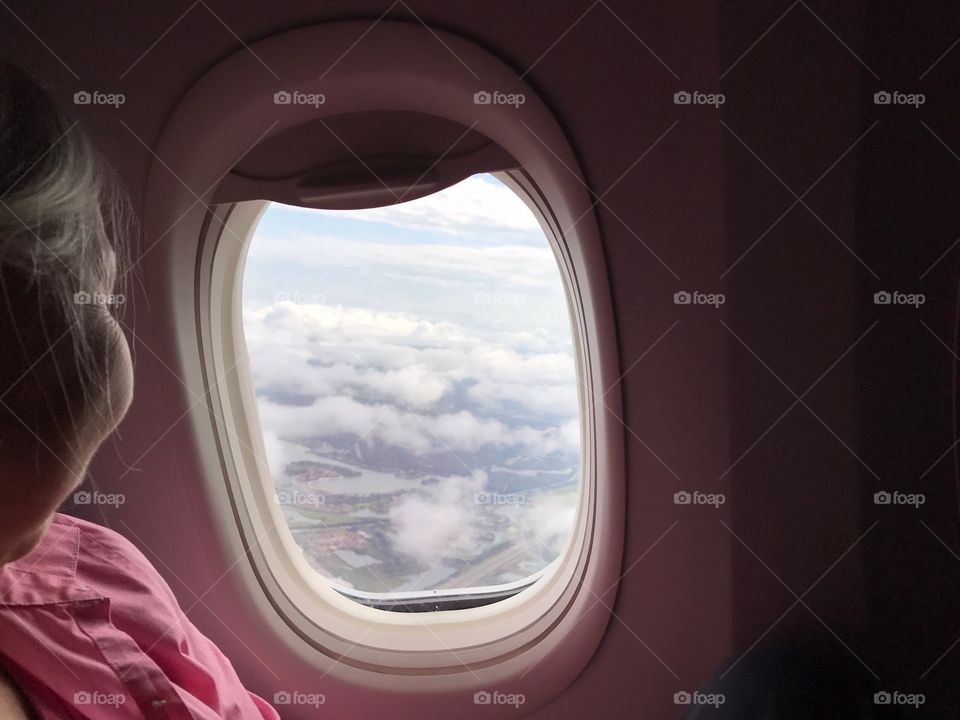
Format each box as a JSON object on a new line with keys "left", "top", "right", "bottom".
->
{"left": 241, "top": 174, "right": 581, "bottom": 598}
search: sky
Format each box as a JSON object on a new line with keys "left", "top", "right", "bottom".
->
{"left": 241, "top": 173, "right": 581, "bottom": 589}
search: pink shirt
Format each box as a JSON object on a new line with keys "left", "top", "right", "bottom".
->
{"left": 0, "top": 513, "right": 280, "bottom": 719}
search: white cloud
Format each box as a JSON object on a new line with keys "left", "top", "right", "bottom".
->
{"left": 466, "top": 380, "right": 578, "bottom": 416}
{"left": 243, "top": 302, "right": 577, "bottom": 414}
{"left": 359, "top": 365, "right": 451, "bottom": 409}
{"left": 388, "top": 472, "right": 487, "bottom": 566}
{"left": 261, "top": 430, "right": 288, "bottom": 477}
{"left": 257, "top": 395, "right": 431, "bottom": 454}
{"left": 247, "top": 302, "right": 468, "bottom": 347}
{"left": 247, "top": 232, "right": 558, "bottom": 290}
{"left": 517, "top": 492, "right": 579, "bottom": 558}
{"left": 255, "top": 394, "right": 574, "bottom": 458}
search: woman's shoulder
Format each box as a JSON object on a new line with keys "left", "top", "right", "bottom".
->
{"left": 51, "top": 513, "right": 176, "bottom": 599}
{"left": 53, "top": 511, "right": 144, "bottom": 562}
{"left": 54, "top": 513, "right": 179, "bottom": 612}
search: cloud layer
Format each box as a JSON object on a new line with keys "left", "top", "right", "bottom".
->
{"left": 243, "top": 173, "right": 581, "bottom": 591}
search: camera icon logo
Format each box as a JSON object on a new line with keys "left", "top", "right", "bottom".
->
{"left": 674, "top": 691, "right": 692, "bottom": 705}
{"left": 273, "top": 691, "right": 292, "bottom": 705}
{"left": 674, "top": 491, "right": 691, "bottom": 505}
{"left": 873, "top": 91, "right": 892, "bottom": 105}
{"left": 673, "top": 91, "right": 691, "bottom": 105}
{"left": 873, "top": 290, "right": 891, "bottom": 305}
{"left": 73, "top": 691, "right": 91, "bottom": 705}
{"left": 474, "top": 691, "right": 492, "bottom": 705}
{"left": 874, "top": 491, "right": 891, "bottom": 505}
{"left": 73, "top": 91, "right": 92, "bottom": 105}
{"left": 273, "top": 91, "right": 292, "bottom": 105}
{"left": 74, "top": 490, "right": 92, "bottom": 505}
{"left": 474, "top": 91, "right": 492, "bottom": 105}
{"left": 674, "top": 290, "right": 691, "bottom": 305}
{"left": 874, "top": 691, "right": 891, "bottom": 704}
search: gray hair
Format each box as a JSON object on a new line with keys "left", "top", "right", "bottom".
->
{"left": 0, "top": 63, "right": 131, "bottom": 455}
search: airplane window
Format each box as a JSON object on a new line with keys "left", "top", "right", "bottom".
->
{"left": 240, "top": 173, "right": 582, "bottom": 610}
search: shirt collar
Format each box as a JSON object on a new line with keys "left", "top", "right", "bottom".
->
{"left": 0, "top": 515, "right": 103, "bottom": 607}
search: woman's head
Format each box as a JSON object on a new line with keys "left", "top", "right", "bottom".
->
{"left": 0, "top": 63, "right": 133, "bottom": 564}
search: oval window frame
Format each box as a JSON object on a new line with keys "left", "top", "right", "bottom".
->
{"left": 145, "top": 19, "right": 625, "bottom": 708}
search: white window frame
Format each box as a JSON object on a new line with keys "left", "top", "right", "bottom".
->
{"left": 144, "top": 20, "right": 624, "bottom": 711}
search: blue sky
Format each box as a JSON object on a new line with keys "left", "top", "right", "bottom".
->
{"left": 243, "top": 174, "right": 573, "bottom": 351}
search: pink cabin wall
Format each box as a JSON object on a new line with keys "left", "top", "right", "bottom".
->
{"left": 3, "top": 1, "right": 959, "bottom": 715}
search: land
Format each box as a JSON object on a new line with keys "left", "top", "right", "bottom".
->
{"left": 274, "top": 439, "right": 578, "bottom": 594}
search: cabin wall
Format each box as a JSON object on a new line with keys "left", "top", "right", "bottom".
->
{"left": 2, "top": 1, "right": 958, "bottom": 715}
